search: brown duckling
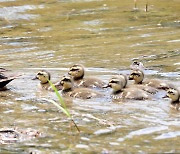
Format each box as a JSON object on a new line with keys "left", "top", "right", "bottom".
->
{"left": 0, "top": 72, "right": 20, "bottom": 91}
{"left": 106, "top": 75, "right": 151, "bottom": 100}
{"left": 68, "top": 64, "right": 106, "bottom": 88}
{"left": 129, "top": 69, "right": 172, "bottom": 91}
{"left": 60, "top": 76, "right": 103, "bottom": 99}
{"left": 130, "top": 61, "right": 145, "bottom": 71}
{"left": 166, "top": 88, "right": 180, "bottom": 111}
{"left": 33, "top": 70, "right": 62, "bottom": 91}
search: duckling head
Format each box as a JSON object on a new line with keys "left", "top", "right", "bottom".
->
{"left": 34, "top": 70, "right": 51, "bottom": 84}
{"left": 129, "top": 70, "right": 144, "bottom": 84}
{"left": 166, "top": 88, "right": 180, "bottom": 103}
{"left": 107, "top": 77, "right": 125, "bottom": 94}
{"left": 130, "top": 61, "right": 145, "bottom": 71}
{"left": 60, "top": 76, "right": 73, "bottom": 92}
{"left": 68, "top": 64, "right": 84, "bottom": 80}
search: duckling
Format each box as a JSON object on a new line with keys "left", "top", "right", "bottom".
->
{"left": 60, "top": 76, "right": 103, "bottom": 99}
{"left": 129, "top": 69, "right": 172, "bottom": 91}
{"left": 130, "top": 61, "right": 145, "bottom": 71}
{"left": 0, "top": 72, "right": 20, "bottom": 91}
{"left": 166, "top": 88, "right": 180, "bottom": 111}
{"left": 106, "top": 75, "right": 151, "bottom": 100}
{"left": 33, "top": 70, "right": 62, "bottom": 91}
{"left": 68, "top": 64, "right": 105, "bottom": 88}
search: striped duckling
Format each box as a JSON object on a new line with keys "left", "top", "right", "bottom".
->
{"left": 166, "top": 88, "right": 180, "bottom": 111}
{"left": 68, "top": 64, "right": 106, "bottom": 89}
{"left": 128, "top": 69, "right": 173, "bottom": 93}
{"left": 106, "top": 74, "right": 151, "bottom": 100}
{"left": 130, "top": 61, "right": 145, "bottom": 71}
{"left": 33, "top": 70, "right": 62, "bottom": 91}
{"left": 60, "top": 76, "right": 103, "bottom": 99}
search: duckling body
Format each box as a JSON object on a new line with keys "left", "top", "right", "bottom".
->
{"left": 106, "top": 75, "right": 151, "bottom": 100}
{"left": 33, "top": 70, "right": 62, "bottom": 91}
{"left": 166, "top": 88, "right": 180, "bottom": 111}
{"left": 60, "top": 76, "right": 103, "bottom": 99}
{"left": 129, "top": 69, "right": 172, "bottom": 91}
{"left": 68, "top": 64, "right": 105, "bottom": 88}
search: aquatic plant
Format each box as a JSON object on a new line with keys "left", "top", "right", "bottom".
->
{"left": 133, "top": 0, "right": 149, "bottom": 12}
{"left": 44, "top": 79, "right": 80, "bottom": 132}
{"left": 134, "top": 0, "right": 137, "bottom": 9}
{"left": 145, "top": 0, "right": 148, "bottom": 12}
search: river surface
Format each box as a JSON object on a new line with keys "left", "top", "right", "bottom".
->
{"left": 0, "top": 0, "right": 180, "bottom": 153}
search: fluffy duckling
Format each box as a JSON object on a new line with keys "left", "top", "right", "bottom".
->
{"left": 33, "top": 70, "right": 62, "bottom": 91}
{"left": 130, "top": 61, "right": 145, "bottom": 71}
{"left": 166, "top": 88, "right": 180, "bottom": 110}
{"left": 106, "top": 75, "right": 151, "bottom": 100}
{"left": 68, "top": 64, "right": 105, "bottom": 88}
{"left": 60, "top": 76, "right": 103, "bottom": 99}
{"left": 0, "top": 72, "right": 20, "bottom": 90}
{"left": 129, "top": 69, "right": 172, "bottom": 91}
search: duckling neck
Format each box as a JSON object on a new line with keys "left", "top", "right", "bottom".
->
{"left": 63, "top": 87, "right": 73, "bottom": 93}
{"left": 113, "top": 90, "right": 123, "bottom": 95}
{"left": 74, "top": 74, "right": 84, "bottom": 80}
{"left": 40, "top": 81, "right": 49, "bottom": 84}
{"left": 137, "top": 81, "right": 143, "bottom": 84}
{"left": 171, "top": 98, "right": 180, "bottom": 105}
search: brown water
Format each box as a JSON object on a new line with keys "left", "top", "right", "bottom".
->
{"left": 0, "top": 0, "right": 180, "bottom": 153}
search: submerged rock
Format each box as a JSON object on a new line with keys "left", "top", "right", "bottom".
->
{"left": 0, "top": 128, "right": 41, "bottom": 144}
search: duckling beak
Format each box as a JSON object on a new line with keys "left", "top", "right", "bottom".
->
{"left": 32, "top": 76, "right": 38, "bottom": 80}
{"left": 129, "top": 75, "right": 134, "bottom": 80}
{"left": 162, "top": 94, "right": 169, "bottom": 98}
{"left": 103, "top": 84, "right": 111, "bottom": 88}
{"left": 68, "top": 71, "right": 72, "bottom": 75}
{"left": 60, "top": 81, "right": 64, "bottom": 86}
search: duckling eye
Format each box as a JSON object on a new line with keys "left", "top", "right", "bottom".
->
{"left": 70, "top": 68, "right": 79, "bottom": 71}
{"left": 168, "top": 91, "right": 174, "bottom": 95}
{"left": 37, "top": 72, "right": 43, "bottom": 75}
{"left": 131, "top": 73, "right": 138, "bottom": 76}
{"left": 109, "top": 80, "right": 119, "bottom": 84}
{"left": 133, "top": 61, "right": 139, "bottom": 65}
{"left": 62, "top": 78, "right": 71, "bottom": 82}
{"left": 133, "top": 73, "right": 140, "bottom": 77}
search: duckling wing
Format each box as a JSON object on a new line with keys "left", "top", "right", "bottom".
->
{"left": 70, "top": 88, "right": 102, "bottom": 99}
{"left": 123, "top": 88, "right": 151, "bottom": 100}
{"left": 145, "top": 79, "right": 172, "bottom": 90}
{"left": 170, "top": 103, "right": 180, "bottom": 111}
{"left": 80, "top": 77, "right": 105, "bottom": 88}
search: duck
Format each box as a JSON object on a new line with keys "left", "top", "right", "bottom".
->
{"left": 128, "top": 69, "right": 172, "bottom": 91}
{"left": 32, "top": 70, "right": 62, "bottom": 91}
{"left": 130, "top": 61, "right": 145, "bottom": 71}
{"left": 106, "top": 75, "right": 151, "bottom": 100}
{"left": 60, "top": 76, "right": 103, "bottom": 99}
{"left": 68, "top": 64, "right": 106, "bottom": 88}
{"left": 0, "top": 72, "right": 21, "bottom": 91}
{"left": 166, "top": 88, "right": 180, "bottom": 111}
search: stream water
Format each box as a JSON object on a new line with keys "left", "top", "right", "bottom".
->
{"left": 0, "top": 0, "right": 180, "bottom": 153}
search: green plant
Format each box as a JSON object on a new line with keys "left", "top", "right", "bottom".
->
{"left": 44, "top": 79, "right": 80, "bottom": 132}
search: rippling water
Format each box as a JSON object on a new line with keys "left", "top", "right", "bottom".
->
{"left": 0, "top": 0, "right": 179, "bottom": 153}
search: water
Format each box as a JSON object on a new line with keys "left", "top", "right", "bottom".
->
{"left": 0, "top": 0, "right": 180, "bottom": 153}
